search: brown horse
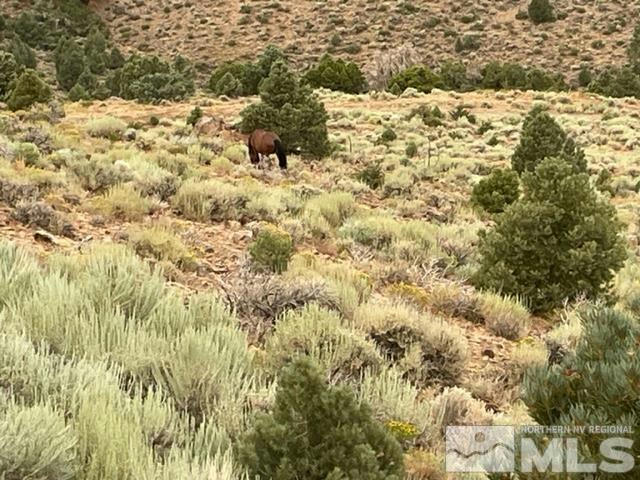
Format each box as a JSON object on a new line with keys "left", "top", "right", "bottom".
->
{"left": 247, "top": 129, "right": 287, "bottom": 170}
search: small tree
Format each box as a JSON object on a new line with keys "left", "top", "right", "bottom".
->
{"left": 68, "top": 83, "right": 89, "bottom": 101}
{"left": 239, "top": 60, "right": 330, "bottom": 158}
{"left": 471, "top": 169, "right": 520, "bottom": 214}
{"left": 76, "top": 67, "right": 98, "bottom": 97}
{"left": 106, "top": 47, "right": 125, "bottom": 70}
{"left": 473, "top": 157, "right": 626, "bottom": 312}
{"left": 523, "top": 307, "right": 639, "bottom": 471}
{"left": 0, "top": 51, "right": 21, "bottom": 97}
{"left": 214, "top": 72, "right": 243, "bottom": 97}
{"left": 439, "top": 60, "right": 472, "bottom": 91}
{"left": 6, "top": 69, "right": 52, "bottom": 111}
{"left": 208, "top": 62, "right": 249, "bottom": 96}
{"left": 302, "top": 53, "right": 367, "bottom": 93}
{"left": 186, "top": 106, "right": 202, "bottom": 127}
{"left": 54, "top": 38, "right": 85, "bottom": 91}
{"left": 528, "top": 0, "right": 555, "bottom": 24}
{"left": 512, "top": 107, "right": 586, "bottom": 175}
{"left": 117, "top": 54, "right": 195, "bottom": 103}
{"left": 9, "top": 37, "right": 37, "bottom": 69}
{"left": 387, "top": 65, "right": 442, "bottom": 94}
{"left": 238, "top": 357, "right": 405, "bottom": 480}
{"left": 578, "top": 66, "right": 592, "bottom": 87}
{"left": 588, "top": 67, "right": 640, "bottom": 98}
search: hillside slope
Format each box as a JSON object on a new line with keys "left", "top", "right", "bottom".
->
{"left": 88, "top": 0, "right": 638, "bottom": 79}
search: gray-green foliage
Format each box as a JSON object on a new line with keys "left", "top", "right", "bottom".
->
{"left": 0, "top": 402, "right": 80, "bottom": 479}
{"left": 523, "top": 307, "right": 639, "bottom": 476}
{"left": 0, "top": 241, "right": 252, "bottom": 478}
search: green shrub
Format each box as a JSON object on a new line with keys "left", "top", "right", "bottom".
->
{"left": 377, "top": 127, "right": 397, "bottom": 144}
{"left": 75, "top": 67, "right": 98, "bottom": 97}
{"left": 528, "top": 0, "right": 555, "bottom": 24}
{"left": 68, "top": 83, "right": 89, "bottom": 101}
{"left": 357, "top": 300, "right": 468, "bottom": 388}
{"left": 356, "top": 162, "right": 385, "bottom": 190}
{"left": 214, "top": 71, "right": 243, "bottom": 97}
{"left": 116, "top": 54, "right": 195, "bottom": 103}
{"left": 588, "top": 67, "right": 640, "bottom": 99}
{"left": 473, "top": 157, "right": 626, "bottom": 313}
{"left": 128, "top": 225, "right": 196, "bottom": 269}
{"left": 106, "top": 46, "right": 125, "bottom": 70}
{"left": 0, "top": 51, "right": 21, "bottom": 97}
{"left": 408, "top": 104, "right": 444, "bottom": 127}
{"left": 90, "top": 183, "right": 156, "bottom": 221}
{"left": 454, "top": 35, "right": 480, "bottom": 53}
{"left": 238, "top": 357, "right": 405, "bottom": 480}
{"left": 405, "top": 141, "right": 418, "bottom": 158}
{"left": 239, "top": 60, "right": 330, "bottom": 158}
{"left": 523, "top": 307, "right": 639, "bottom": 472}
{"left": 13, "top": 11, "right": 48, "bottom": 49}
{"left": 249, "top": 224, "right": 294, "bottom": 273}
{"left": 6, "top": 69, "right": 52, "bottom": 111}
{"left": 208, "top": 61, "right": 250, "bottom": 96}
{"left": 211, "top": 45, "right": 286, "bottom": 97}
{"left": 578, "top": 66, "right": 592, "bottom": 87}
{"left": 449, "top": 105, "right": 476, "bottom": 124}
{"left": 54, "top": 38, "right": 85, "bottom": 91}
{"left": 438, "top": 60, "right": 472, "bottom": 91}
{"left": 186, "top": 106, "right": 203, "bottom": 127}
{"left": 471, "top": 169, "right": 520, "bottom": 214}
{"left": 302, "top": 53, "right": 367, "bottom": 93}
{"left": 8, "top": 37, "right": 37, "bottom": 69}
{"left": 388, "top": 65, "right": 442, "bottom": 94}
{"left": 511, "top": 107, "right": 586, "bottom": 174}
{"left": 480, "top": 61, "right": 566, "bottom": 91}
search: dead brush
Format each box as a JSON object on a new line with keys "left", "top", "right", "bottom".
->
{"left": 11, "top": 200, "right": 74, "bottom": 237}
{"left": 222, "top": 270, "right": 340, "bottom": 343}
{"left": 0, "top": 178, "right": 40, "bottom": 207}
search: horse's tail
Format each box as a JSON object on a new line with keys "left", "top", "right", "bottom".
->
{"left": 274, "top": 138, "right": 287, "bottom": 170}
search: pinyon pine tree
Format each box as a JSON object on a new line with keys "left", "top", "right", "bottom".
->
{"left": 6, "top": 69, "right": 52, "bottom": 111}
{"left": 473, "top": 156, "right": 626, "bottom": 312}
{"left": 512, "top": 107, "right": 586, "bottom": 174}
{"left": 239, "top": 60, "right": 330, "bottom": 158}
{"left": 238, "top": 357, "right": 404, "bottom": 480}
